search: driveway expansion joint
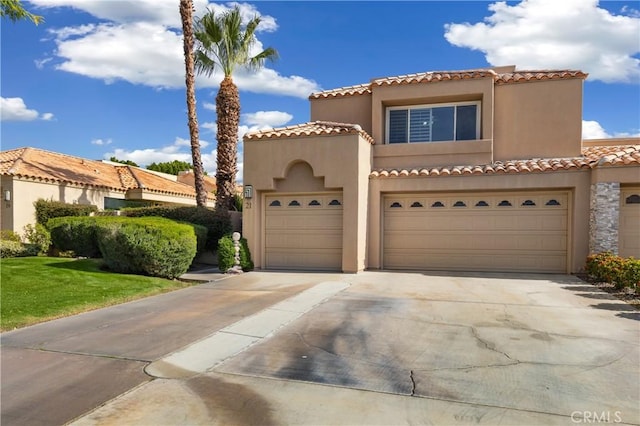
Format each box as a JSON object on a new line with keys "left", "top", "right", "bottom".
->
{"left": 145, "top": 280, "right": 351, "bottom": 379}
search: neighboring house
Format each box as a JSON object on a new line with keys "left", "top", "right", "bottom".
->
{"left": 176, "top": 170, "right": 218, "bottom": 193}
{"left": 243, "top": 65, "right": 640, "bottom": 274}
{"left": 0, "top": 147, "right": 216, "bottom": 235}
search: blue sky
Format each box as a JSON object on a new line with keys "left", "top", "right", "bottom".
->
{"left": 2, "top": 0, "right": 639, "bottom": 180}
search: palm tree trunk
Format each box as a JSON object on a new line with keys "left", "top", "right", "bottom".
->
{"left": 215, "top": 76, "right": 240, "bottom": 211}
{"left": 180, "top": 0, "right": 207, "bottom": 207}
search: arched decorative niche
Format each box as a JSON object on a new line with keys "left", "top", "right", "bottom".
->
{"left": 274, "top": 161, "right": 327, "bottom": 192}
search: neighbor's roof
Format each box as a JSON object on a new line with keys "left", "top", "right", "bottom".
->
{"left": 244, "top": 121, "right": 375, "bottom": 144}
{"left": 369, "top": 145, "right": 640, "bottom": 179}
{"left": 310, "top": 69, "right": 588, "bottom": 99}
{"left": 0, "top": 147, "right": 214, "bottom": 200}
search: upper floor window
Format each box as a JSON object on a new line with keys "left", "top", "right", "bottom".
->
{"left": 386, "top": 101, "right": 480, "bottom": 144}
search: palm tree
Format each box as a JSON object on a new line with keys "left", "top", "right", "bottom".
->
{"left": 194, "top": 6, "right": 278, "bottom": 211}
{"left": 179, "top": 0, "right": 207, "bottom": 207}
{"left": 1, "top": 0, "right": 44, "bottom": 25}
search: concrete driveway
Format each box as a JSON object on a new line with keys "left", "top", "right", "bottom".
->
{"left": 3, "top": 271, "right": 639, "bottom": 425}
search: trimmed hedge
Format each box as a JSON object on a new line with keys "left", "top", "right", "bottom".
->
{"left": 0, "top": 241, "right": 39, "bottom": 258}
{"left": 48, "top": 217, "right": 102, "bottom": 257}
{"left": 217, "top": 234, "right": 254, "bottom": 273}
{"left": 123, "top": 206, "right": 231, "bottom": 250}
{"left": 585, "top": 252, "right": 640, "bottom": 291}
{"left": 96, "top": 217, "right": 197, "bottom": 279}
{"left": 35, "top": 199, "right": 98, "bottom": 226}
{"left": 48, "top": 216, "right": 207, "bottom": 259}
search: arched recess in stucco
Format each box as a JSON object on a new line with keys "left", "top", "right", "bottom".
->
{"left": 274, "top": 161, "right": 329, "bottom": 192}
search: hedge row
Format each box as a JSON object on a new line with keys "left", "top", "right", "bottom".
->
{"left": 48, "top": 216, "right": 207, "bottom": 258}
{"left": 48, "top": 216, "right": 202, "bottom": 279}
{"left": 123, "top": 206, "right": 231, "bottom": 250}
{"left": 585, "top": 252, "right": 640, "bottom": 291}
{"left": 35, "top": 199, "right": 98, "bottom": 225}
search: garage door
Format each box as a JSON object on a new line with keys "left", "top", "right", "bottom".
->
{"left": 384, "top": 191, "right": 569, "bottom": 273}
{"left": 620, "top": 187, "right": 640, "bottom": 258}
{"left": 265, "top": 193, "right": 342, "bottom": 270}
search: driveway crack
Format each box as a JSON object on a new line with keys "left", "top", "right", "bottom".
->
{"left": 470, "top": 326, "right": 516, "bottom": 361}
{"left": 410, "top": 370, "right": 416, "bottom": 396}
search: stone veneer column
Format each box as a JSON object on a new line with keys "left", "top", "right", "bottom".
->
{"left": 589, "top": 182, "right": 620, "bottom": 254}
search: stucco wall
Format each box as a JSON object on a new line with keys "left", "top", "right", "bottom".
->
{"left": 493, "top": 79, "right": 583, "bottom": 160}
{"left": 243, "top": 133, "right": 372, "bottom": 272}
{"left": 373, "top": 139, "right": 492, "bottom": 169}
{"left": 310, "top": 95, "right": 372, "bottom": 135}
{"left": 1, "top": 178, "right": 125, "bottom": 236}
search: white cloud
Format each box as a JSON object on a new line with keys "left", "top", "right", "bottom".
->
{"left": 91, "top": 138, "right": 112, "bottom": 145}
{"left": 1, "top": 97, "right": 54, "bottom": 121}
{"left": 32, "top": 1, "right": 318, "bottom": 97}
{"left": 582, "top": 120, "right": 640, "bottom": 139}
{"left": 202, "top": 101, "right": 216, "bottom": 111}
{"left": 444, "top": 0, "right": 640, "bottom": 83}
{"left": 201, "top": 121, "right": 217, "bottom": 133}
{"left": 105, "top": 136, "right": 213, "bottom": 170}
{"left": 242, "top": 110, "right": 292, "bottom": 127}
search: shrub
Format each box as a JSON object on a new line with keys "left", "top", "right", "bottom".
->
{"left": 34, "top": 199, "right": 98, "bottom": 226}
{"left": 48, "top": 217, "right": 101, "bottom": 257}
{"left": 217, "top": 234, "right": 254, "bottom": 272}
{"left": 96, "top": 217, "right": 197, "bottom": 279}
{"left": 1, "top": 240, "right": 25, "bottom": 258}
{"left": 123, "top": 206, "right": 231, "bottom": 250}
{"left": 22, "top": 223, "right": 51, "bottom": 255}
{"left": 0, "top": 230, "right": 21, "bottom": 242}
{"left": 585, "top": 252, "right": 640, "bottom": 290}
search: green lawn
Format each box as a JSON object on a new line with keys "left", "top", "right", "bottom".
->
{"left": 1, "top": 257, "right": 196, "bottom": 331}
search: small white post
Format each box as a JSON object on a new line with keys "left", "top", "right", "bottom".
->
{"left": 227, "top": 232, "right": 244, "bottom": 274}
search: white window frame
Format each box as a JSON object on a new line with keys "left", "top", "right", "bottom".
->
{"left": 385, "top": 101, "right": 481, "bottom": 144}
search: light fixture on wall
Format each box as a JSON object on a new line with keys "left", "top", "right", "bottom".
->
{"left": 4, "top": 190, "right": 10, "bottom": 202}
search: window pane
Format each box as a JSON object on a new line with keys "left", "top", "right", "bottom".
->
{"left": 431, "top": 106, "right": 454, "bottom": 141}
{"left": 456, "top": 105, "right": 477, "bottom": 140}
{"left": 409, "top": 108, "right": 431, "bottom": 142}
{"left": 388, "top": 110, "right": 408, "bottom": 143}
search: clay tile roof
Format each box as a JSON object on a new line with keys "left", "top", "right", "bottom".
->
{"left": 243, "top": 121, "right": 375, "bottom": 144}
{"left": 1, "top": 147, "right": 214, "bottom": 200}
{"left": 310, "top": 68, "right": 588, "bottom": 99}
{"left": 494, "top": 70, "right": 588, "bottom": 85}
{"left": 309, "top": 83, "right": 371, "bottom": 99}
{"left": 369, "top": 144, "right": 639, "bottom": 179}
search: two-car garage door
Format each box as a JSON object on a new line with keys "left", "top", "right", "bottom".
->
{"left": 384, "top": 191, "right": 569, "bottom": 273}
{"left": 265, "top": 193, "right": 343, "bottom": 270}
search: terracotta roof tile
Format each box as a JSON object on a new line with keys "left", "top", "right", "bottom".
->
{"left": 1, "top": 147, "right": 214, "bottom": 200}
{"left": 310, "top": 68, "right": 588, "bottom": 99}
{"left": 244, "top": 121, "right": 375, "bottom": 144}
{"left": 369, "top": 144, "right": 640, "bottom": 179}
{"left": 495, "top": 70, "right": 588, "bottom": 85}
{"left": 308, "top": 83, "right": 371, "bottom": 99}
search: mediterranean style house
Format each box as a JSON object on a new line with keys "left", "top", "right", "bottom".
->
{"left": 243, "top": 66, "right": 640, "bottom": 274}
{"left": 0, "top": 147, "right": 216, "bottom": 235}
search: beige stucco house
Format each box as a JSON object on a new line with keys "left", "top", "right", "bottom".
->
{"left": 243, "top": 66, "right": 640, "bottom": 274}
{"left": 1, "top": 147, "right": 216, "bottom": 236}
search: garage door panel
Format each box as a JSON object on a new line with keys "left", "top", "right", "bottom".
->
{"left": 384, "top": 191, "right": 569, "bottom": 273}
{"left": 265, "top": 231, "right": 342, "bottom": 249}
{"left": 266, "top": 249, "right": 342, "bottom": 271}
{"left": 265, "top": 193, "right": 342, "bottom": 270}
